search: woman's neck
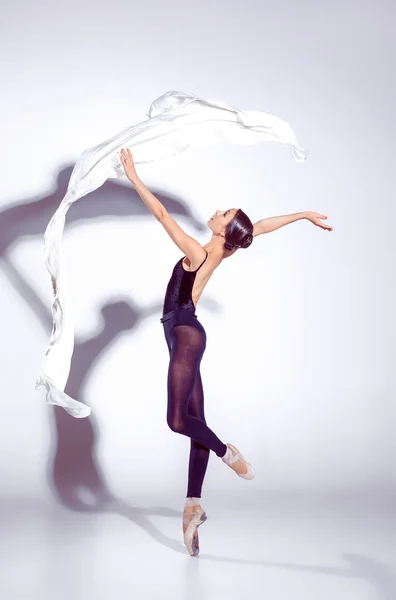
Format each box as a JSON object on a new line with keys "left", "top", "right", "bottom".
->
{"left": 203, "top": 234, "right": 224, "bottom": 257}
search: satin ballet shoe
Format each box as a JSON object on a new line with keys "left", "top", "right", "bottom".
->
{"left": 183, "top": 508, "right": 207, "bottom": 557}
{"left": 222, "top": 443, "right": 256, "bottom": 480}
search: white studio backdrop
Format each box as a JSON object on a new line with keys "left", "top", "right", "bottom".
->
{"left": 0, "top": 0, "right": 394, "bottom": 505}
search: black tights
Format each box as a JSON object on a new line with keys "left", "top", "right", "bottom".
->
{"left": 164, "top": 320, "right": 227, "bottom": 498}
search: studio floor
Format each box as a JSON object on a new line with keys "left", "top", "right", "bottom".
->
{"left": 1, "top": 493, "right": 395, "bottom": 600}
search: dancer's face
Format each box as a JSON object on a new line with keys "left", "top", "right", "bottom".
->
{"left": 207, "top": 209, "right": 238, "bottom": 235}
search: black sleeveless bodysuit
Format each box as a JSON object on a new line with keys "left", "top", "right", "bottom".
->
{"left": 162, "top": 251, "right": 208, "bottom": 316}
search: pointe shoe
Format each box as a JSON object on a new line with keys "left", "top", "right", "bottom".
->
{"left": 183, "top": 508, "right": 207, "bottom": 557}
{"left": 222, "top": 443, "right": 256, "bottom": 480}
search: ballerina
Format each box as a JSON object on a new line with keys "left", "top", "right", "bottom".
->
{"left": 120, "top": 148, "right": 333, "bottom": 556}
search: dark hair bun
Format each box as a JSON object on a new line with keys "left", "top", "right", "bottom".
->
{"left": 224, "top": 240, "right": 236, "bottom": 251}
{"left": 240, "top": 234, "right": 253, "bottom": 249}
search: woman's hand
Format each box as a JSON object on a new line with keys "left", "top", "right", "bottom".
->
{"left": 120, "top": 148, "right": 138, "bottom": 183}
{"left": 305, "top": 212, "right": 333, "bottom": 231}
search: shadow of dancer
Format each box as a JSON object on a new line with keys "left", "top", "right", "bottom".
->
{"left": 52, "top": 298, "right": 165, "bottom": 510}
{"left": 0, "top": 165, "right": 220, "bottom": 513}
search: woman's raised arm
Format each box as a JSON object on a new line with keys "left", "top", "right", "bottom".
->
{"left": 252, "top": 212, "right": 333, "bottom": 237}
{"left": 120, "top": 149, "right": 206, "bottom": 268}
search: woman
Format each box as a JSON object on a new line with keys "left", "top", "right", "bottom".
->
{"left": 120, "top": 148, "right": 333, "bottom": 556}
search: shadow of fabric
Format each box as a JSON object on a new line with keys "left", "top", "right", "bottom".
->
{"left": 0, "top": 164, "right": 205, "bottom": 256}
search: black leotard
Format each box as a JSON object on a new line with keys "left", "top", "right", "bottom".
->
{"left": 162, "top": 251, "right": 208, "bottom": 316}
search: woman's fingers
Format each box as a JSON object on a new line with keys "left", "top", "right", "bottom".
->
{"left": 314, "top": 216, "right": 333, "bottom": 230}
{"left": 120, "top": 148, "right": 134, "bottom": 164}
{"left": 119, "top": 148, "right": 137, "bottom": 183}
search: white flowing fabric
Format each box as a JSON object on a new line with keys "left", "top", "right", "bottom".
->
{"left": 35, "top": 91, "right": 306, "bottom": 418}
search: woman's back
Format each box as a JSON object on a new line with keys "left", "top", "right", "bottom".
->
{"left": 163, "top": 248, "right": 236, "bottom": 315}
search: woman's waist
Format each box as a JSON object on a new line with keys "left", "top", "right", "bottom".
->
{"left": 160, "top": 307, "right": 197, "bottom": 323}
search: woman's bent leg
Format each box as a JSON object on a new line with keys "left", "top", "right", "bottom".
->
{"left": 167, "top": 325, "right": 227, "bottom": 458}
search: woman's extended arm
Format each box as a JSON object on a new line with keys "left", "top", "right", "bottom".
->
{"left": 120, "top": 148, "right": 206, "bottom": 267}
{"left": 252, "top": 212, "right": 333, "bottom": 237}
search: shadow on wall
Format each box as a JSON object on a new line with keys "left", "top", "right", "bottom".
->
{"left": 0, "top": 164, "right": 221, "bottom": 511}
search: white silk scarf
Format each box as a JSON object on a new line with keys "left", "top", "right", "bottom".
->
{"left": 35, "top": 91, "right": 306, "bottom": 418}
